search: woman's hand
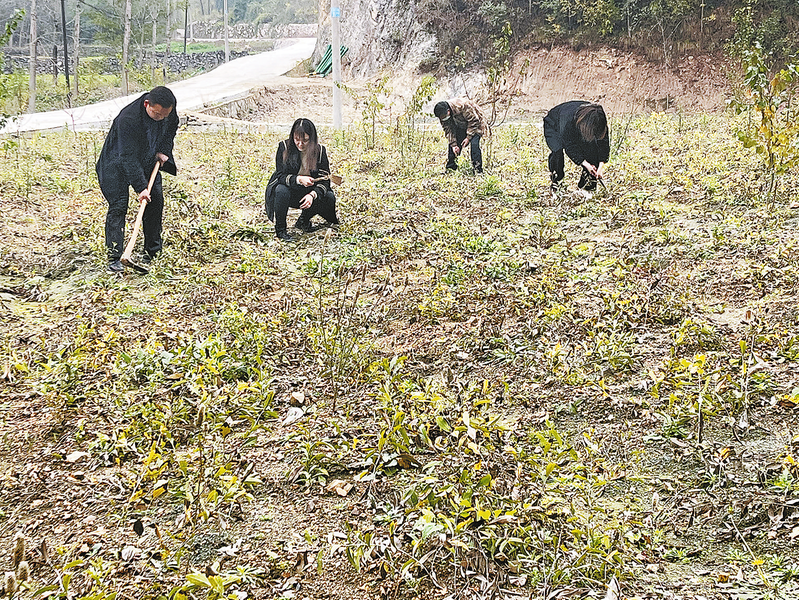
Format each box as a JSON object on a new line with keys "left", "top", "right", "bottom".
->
{"left": 300, "top": 192, "right": 315, "bottom": 210}
{"left": 581, "top": 160, "right": 598, "bottom": 177}
{"left": 297, "top": 175, "right": 314, "bottom": 187}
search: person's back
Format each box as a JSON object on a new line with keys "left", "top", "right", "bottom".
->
{"left": 543, "top": 101, "right": 609, "bottom": 192}
{"left": 433, "top": 98, "right": 487, "bottom": 173}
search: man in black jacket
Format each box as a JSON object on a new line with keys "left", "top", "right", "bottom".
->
{"left": 543, "top": 101, "right": 609, "bottom": 192}
{"left": 96, "top": 86, "right": 179, "bottom": 272}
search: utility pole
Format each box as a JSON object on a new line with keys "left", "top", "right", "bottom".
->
{"left": 60, "top": 0, "right": 70, "bottom": 103}
{"left": 183, "top": 1, "right": 188, "bottom": 53}
{"left": 28, "top": 0, "right": 37, "bottom": 113}
{"left": 223, "top": 0, "right": 229, "bottom": 63}
{"left": 331, "top": 0, "right": 341, "bottom": 128}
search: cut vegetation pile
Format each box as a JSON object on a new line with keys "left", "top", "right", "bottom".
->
{"left": 1, "top": 113, "right": 798, "bottom": 600}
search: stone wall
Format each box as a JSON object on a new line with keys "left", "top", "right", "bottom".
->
{"left": 195, "top": 86, "right": 274, "bottom": 120}
{"left": 2, "top": 50, "right": 251, "bottom": 76}
{"left": 187, "top": 21, "right": 317, "bottom": 40}
{"left": 109, "top": 50, "right": 251, "bottom": 73}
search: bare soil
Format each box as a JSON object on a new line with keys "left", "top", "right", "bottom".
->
{"left": 2, "top": 45, "right": 796, "bottom": 600}
{"left": 218, "top": 45, "right": 733, "bottom": 128}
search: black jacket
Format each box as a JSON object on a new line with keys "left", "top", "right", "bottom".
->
{"left": 543, "top": 101, "right": 609, "bottom": 167}
{"left": 96, "top": 93, "right": 178, "bottom": 192}
{"left": 264, "top": 140, "right": 332, "bottom": 222}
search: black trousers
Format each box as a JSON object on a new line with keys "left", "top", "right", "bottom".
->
{"left": 98, "top": 168, "right": 164, "bottom": 261}
{"left": 446, "top": 130, "right": 482, "bottom": 173}
{"left": 273, "top": 184, "right": 338, "bottom": 235}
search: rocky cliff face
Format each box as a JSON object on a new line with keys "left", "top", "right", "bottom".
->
{"left": 315, "top": 0, "right": 436, "bottom": 76}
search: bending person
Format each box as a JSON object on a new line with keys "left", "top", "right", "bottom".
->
{"left": 265, "top": 118, "right": 339, "bottom": 242}
{"left": 96, "top": 86, "right": 178, "bottom": 272}
{"left": 433, "top": 99, "right": 487, "bottom": 174}
{"left": 543, "top": 101, "right": 609, "bottom": 192}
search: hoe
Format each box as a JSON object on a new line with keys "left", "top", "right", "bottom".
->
{"left": 120, "top": 162, "right": 160, "bottom": 274}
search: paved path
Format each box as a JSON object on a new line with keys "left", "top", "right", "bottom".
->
{"left": 1, "top": 38, "right": 316, "bottom": 134}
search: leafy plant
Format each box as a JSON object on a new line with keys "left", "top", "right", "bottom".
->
{"left": 0, "top": 9, "right": 24, "bottom": 128}
{"left": 731, "top": 43, "right": 799, "bottom": 203}
{"left": 394, "top": 75, "right": 437, "bottom": 173}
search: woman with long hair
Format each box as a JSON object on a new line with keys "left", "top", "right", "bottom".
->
{"left": 264, "top": 118, "right": 339, "bottom": 241}
{"left": 543, "top": 101, "right": 609, "bottom": 192}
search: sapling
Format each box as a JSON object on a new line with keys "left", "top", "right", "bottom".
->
{"left": 11, "top": 533, "right": 24, "bottom": 568}
{"left": 3, "top": 571, "right": 15, "bottom": 596}
{"left": 16, "top": 561, "right": 28, "bottom": 583}
{"left": 195, "top": 404, "right": 206, "bottom": 428}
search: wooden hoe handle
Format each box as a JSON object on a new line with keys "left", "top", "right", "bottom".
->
{"left": 121, "top": 162, "right": 160, "bottom": 263}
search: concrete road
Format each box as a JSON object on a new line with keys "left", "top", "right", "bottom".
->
{"left": 1, "top": 37, "right": 316, "bottom": 134}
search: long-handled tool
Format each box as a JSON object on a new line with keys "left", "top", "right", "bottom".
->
{"left": 120, "top": 162, "right": 160, "bottom": 274}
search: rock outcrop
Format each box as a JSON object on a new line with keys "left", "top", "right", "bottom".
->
{"left": 315, "top": 0, "right": 435, "bottom": 76}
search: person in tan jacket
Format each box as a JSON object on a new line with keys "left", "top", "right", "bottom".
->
{"left": 434, "top": 98, "right": 487, "bottom": 173}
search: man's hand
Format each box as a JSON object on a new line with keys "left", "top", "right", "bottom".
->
{"left": 137, "top": 189, "right": 151, "bottom": 204}
{"left": 156, "top": 152, "right": 169, "bottom": 166}
{"left": 297, "top": 175, "right": 314, "bottom": 187}
{"left": 300, "top": 192, "right": 315, "bottom": 210}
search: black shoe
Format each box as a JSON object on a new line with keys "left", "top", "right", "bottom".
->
{"left": 295, "top": 218, "right": 313, "bottom": 233}
{"left": 108, "top": 260, "right": 125, "bottom": 273}
{"left": 276, "top": 230, "right": 295, "bottom": 242}
{"left": 140, "top": 254, "right": 154, "bottom": 265}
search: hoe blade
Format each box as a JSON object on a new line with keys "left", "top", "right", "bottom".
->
{"left": 121, "top": 257, "right": 149, "bottom": 274}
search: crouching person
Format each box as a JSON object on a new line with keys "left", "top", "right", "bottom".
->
{"left": 265, "top": 118, "right": 339, "bottom": 242}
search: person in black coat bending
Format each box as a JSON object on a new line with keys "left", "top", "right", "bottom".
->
{"left": 265, "top": 118, "right": 339, "bottom": 242}
{"left": 96, "top": 86, "right": 179, "bottom": 272}
{"left": 543, "top": 101, "right": 609, "bottom": 192}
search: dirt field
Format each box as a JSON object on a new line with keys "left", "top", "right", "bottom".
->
{"left": 3, "top": 44, "right": 797, "bottom": 600}
{"left": 218, "top": 44, "right": 733, "bottom": 129}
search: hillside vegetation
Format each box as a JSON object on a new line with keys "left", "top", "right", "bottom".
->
{"left": 420, "top": 0, "right": 799, "bottom": 69}
{"left": 1, "top": 112, "right": 799, "bottom": 600}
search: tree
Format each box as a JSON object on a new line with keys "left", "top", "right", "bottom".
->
{"left": 1, "top": 9, "right": 24, "bottom": 127}
{"left": 646, "top": 0, "right": 695, "bottom": 65}
{"left": 28, "top": 0, "right": 36, "bottom": 113}
{"left": 732, "top": 43, "right": 799, "bottom": 203}
{"left": 122, "top": 0, "right": 131, "bottom": 94}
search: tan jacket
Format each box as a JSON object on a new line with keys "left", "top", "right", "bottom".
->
{"left": 441, "top": 98, "right": 488, "bottom": 146}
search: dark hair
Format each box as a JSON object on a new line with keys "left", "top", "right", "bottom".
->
{"left": 433, "top": 101, "right": 450, "bottom": 120}
{"left": 146, "top": 86, "right": 177, "bottom": 109}
{"left": 284, "top": 118, "right": 320, "bottom": 173}
{"left": 575, "top": 103, "right": 607, "bottom": 142}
